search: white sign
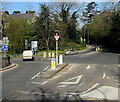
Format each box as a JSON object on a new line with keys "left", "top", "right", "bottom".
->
{"left": 31, "top": 41, "right": 38, "bottom": 50}
{"left": 3, "top": 37, "right": 9, "bottom": 45}
{"left": 54, "top": 35, "right": 60, "bottom": 41}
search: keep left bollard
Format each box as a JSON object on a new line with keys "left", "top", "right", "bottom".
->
{"left": 51, "top": 58, "right": 56, "bottom": 69}
{"left": 48, "top": 53, "right": 51, "bottom": 58}
{"left": 43, "top": 52, "right": 47, "bottom": 58}
{"left": 59, "top": 55, "right": 63, "bottom": 64}
{"left": 98, "top": 47, "right": 100, "bottom": 51}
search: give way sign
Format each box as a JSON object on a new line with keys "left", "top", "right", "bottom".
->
{"left": 54, "top": 35, "right": 60, "bottom": 42}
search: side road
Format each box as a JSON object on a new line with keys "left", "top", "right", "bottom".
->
{"left": 1, "top": 45, "right": 95, "bottom": 72}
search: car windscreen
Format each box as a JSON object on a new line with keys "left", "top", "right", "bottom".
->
{"left": 23, "top": 51, "right": 33, "bottom": 56}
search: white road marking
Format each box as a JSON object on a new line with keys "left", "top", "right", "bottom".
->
{"left": 86, "top": 65, "right": 91, "bottom": 69}
{"left": 102, "top": 72, "right": 112, "bottom": 79}
{"left": 79, "top": 81, "right": 85, "bottom": 87}
{"left": 41, "top": 81, "right": 48, "bottom": 85}
{"left": 16, "top": 90, "right": 29, "bottom": 94}
{"left": 69, "top": 93, "right": 79, "bottom": 95}
{"left": 59, "top": 75, "right": 83, "bottom": 85}
{"left": 44, "top": 66, "right": 49, "bottom": 71}
{"left": 80, "top": 83, "right": 99, "bottom": 94}
{"left": 16, "top": 90, "right": 42, "bottom": 95}
{"left": 31, "top": 81, "right": 41, "bottom": 85}
{"left": 106, "top": 76, "right": 111, "bottom": 79}
{"left": 102, "top": 72, "right": 106, "bottom": 78}
{"left": 69, "top": 63, "right": 75, "bottom": 70}
{"left": 31, "top": 72, "right": 41, "bottom": 80}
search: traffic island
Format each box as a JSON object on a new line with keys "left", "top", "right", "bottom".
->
{"left": 0, "top": 63, "right": 16, "bottom": 72}
{"left": 40, "top": 63, "right": 68, "bottom": 79}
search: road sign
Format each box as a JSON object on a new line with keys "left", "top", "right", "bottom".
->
{"left": 54, "top": 35, "right": 60, "bottom": 41}
{"left": 2, "top": 45, "right": 8, "bottom": 51}
{"left": 31, "top": 41, "right": 38, "bottom": 51}
{"left": 3, "top": 37, "right": 9, "bottom": 45}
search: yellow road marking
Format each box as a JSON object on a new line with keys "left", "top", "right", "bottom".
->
{"left": 0, "top": 64, "right": 18, "bottom": 72}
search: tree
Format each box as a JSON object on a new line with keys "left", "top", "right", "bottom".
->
{"left": 53, "top": 2, "right": 80, "bottom": 42}
{"left": 4, "top": 17, "right": 33, "bottom": 54}
{"left": 109, "top": 11, "right": 120, "bottom": 50}
{"left": 33, "top": 3, "right": 55, "bottom": 51}
{"left": 83, "top": 2, "right": 99, "bottom": 23}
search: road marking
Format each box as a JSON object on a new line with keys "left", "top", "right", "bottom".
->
{"left": 44, "top": 66, "right": 49, "bottom": 71}
{"left": 69, "top": 63, "right": 75, "bottom": 70}
{"left": 80, "top": 83, "right": 99, "bottom": 94}
{"left": 86, "top": 65, "right": 91, "bottom": 69}
{"left": 16, "top": 90, "right": 42, "bottom": 95}
{"left": 31, "top": 81, "right": 41, "bottom": 85}
{"left": 102, "top": 72, "right": 106, "bottom": 78}
{"left": 31, "top": 72, "right": 41, "bottom": 80}
{"left": 0, "top": 64, "right": 18, "bottom": 72}
{"left": 79, "top": 81, "right": 85, "bottom": 87}
{"left": 59, "top": 75, "right": 83, "bottom": 85}
{"left": 16, "top": 90, "right": 29, "bottom": 94}
{"left": 102, "top": 72, "right": 112, "bottom": 79}
{"left": 41, "top": 81, "right": 48, "bottom": 85}
{"left": 106, "top": 76, "right": 111, "bottom": 79}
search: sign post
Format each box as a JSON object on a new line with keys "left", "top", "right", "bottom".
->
{"left": 54, "top": 34, "right": 60, "bottom": 66}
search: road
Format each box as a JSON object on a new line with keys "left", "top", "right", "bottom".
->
{"left": 2, "top": 57, "right": 50, "bottom": 100}
{"left": 2, "top": 48, "right": 120, "bottom": 101}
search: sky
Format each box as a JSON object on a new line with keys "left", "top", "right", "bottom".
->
{"left": 1, "top": 1, "right": 119, "bottom": 28}
{"left": 1, "top": 0, "right": 119, "bottom": 14}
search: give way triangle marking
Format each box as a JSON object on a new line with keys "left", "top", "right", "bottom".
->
{"left": 59, "top": 75, "right": 83, "bottom": 85}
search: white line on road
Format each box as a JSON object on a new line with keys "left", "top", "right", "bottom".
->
{"left": 80, "top": 83, "right": 99, "bottom": 95}
{"left": 59, "top": 75, "right": 83, "bottom": 85}
{"left": 69, "top": 63, "right": 75, "bottom": 70}
{"left": 86, "top": 65, "right": 91, "bottom": 69}
{"left": 41, "top": 81, "right": 48, "bottom": 85}
{"left": 106, "top": 76, "right": 111, "bottom": 79}
{"left": 31, "top": 81, "right": 41, "bottom": 85}
{"left": 44, "top": 66, "right": 49, "bottom": 71}
{"left": 79, "top": 81, "right": 85, "bottom": 87}
{"left": 102, "top": 72, "right": 106, "bottom": 78}
{"left": 31, "top": 72, "right": 41, "bottom": 80}
{"left": 102, "top": 72, "right": 112, "bottom": 79}
{"left": 16, "top": 90, "right": 29, "bottom": 94}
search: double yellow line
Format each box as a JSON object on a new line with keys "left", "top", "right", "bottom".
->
{"left": 0, "top": 64, "right": 18, "bottom": 72}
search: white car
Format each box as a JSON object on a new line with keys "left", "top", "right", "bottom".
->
{"left": 22, "top": 50, "right": 34, "bottom": 61}
{"left": 64, "top": 50, "right": 78, "bottom": 55}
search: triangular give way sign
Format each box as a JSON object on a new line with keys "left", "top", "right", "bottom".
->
{"left": 54, "top": 35, "right": 60, "bottom": 41}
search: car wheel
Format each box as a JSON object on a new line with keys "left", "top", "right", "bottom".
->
{"left": 32, "top": 57, "right": 34, "bottom": 61}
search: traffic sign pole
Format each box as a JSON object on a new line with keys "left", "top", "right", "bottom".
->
{"left": 56, "top": 33, "right": 58, "bottom": 65}
{"left": 54, "top": 34, "right": 60, "bottom": 66}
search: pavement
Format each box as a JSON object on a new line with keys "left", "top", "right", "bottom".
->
{"left": 80, "top": 86, "right": 119, "bottom": 100}
{"left": 40, "top": 63, "right": 68, "bottom": 79}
